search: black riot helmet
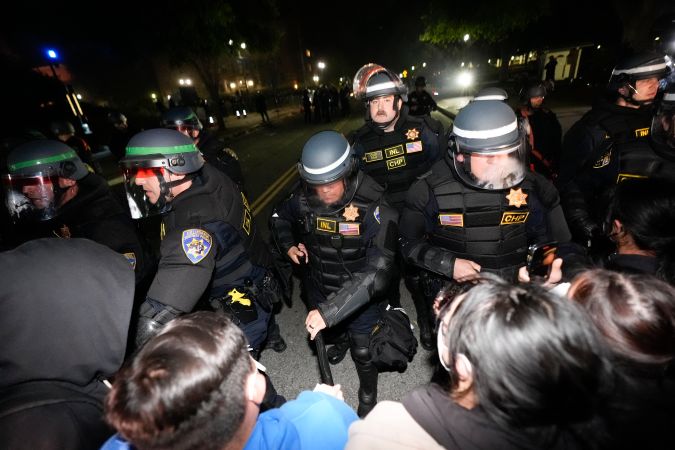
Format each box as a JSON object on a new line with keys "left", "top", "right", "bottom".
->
{"left": 609, "top": 52, "right": 669, "bottom": 104}
{"left": 651, "top": 86, "right": 675, "bottom": 160}
{"left": 473, "top": 86, "right": 509, "bottom": 102}
{"left": 415, "top": 76, "right": 427, "bottom": 87}
{"left": 2, "top": 140, "right": 89, "bottom": 222}
{"left": 521, "top": 83, "right": 547, "bottom": 103}
{"left": 120, "top": 128, "right": 204, "bottom": 218}
{"left": 49, "top": 120, "right": 76, "bottom": 137}
{"left": 449, "top": 100, "right": 527, "bottom": 190}
{"left": 160, "top": 106, "right": 203, "bottom": 133}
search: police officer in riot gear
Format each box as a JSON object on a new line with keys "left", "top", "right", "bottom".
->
{"left": 120, "top": 129, "right": 279, "bottom": 355}
{"left": 558, "top": 52, "right": 669, "bottom": 254}
{"left": 2, "top": 139, "right": 153, "bottom": 287}
{"left": 399, "top": 100, "right": 572, "bottom": 332}
{"left": 349, "top": 63, "right": 444, "bottom": 351}
{"left": 270, "top": 131, "right": 398, "bottom": 417}
{"left": 407, "top": 76, "right": 438, "bottom": 117}
{"left": 161, "top": 106, "right": 244, "bottom": 188}
{"left": 49, "top": 119, "right": 100, "bottom": 174}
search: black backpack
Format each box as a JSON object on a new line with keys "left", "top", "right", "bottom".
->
{"left": 369, "top": 305, "right": 418, "bottom": 372}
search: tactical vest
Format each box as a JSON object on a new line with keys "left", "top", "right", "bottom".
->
{"left": 354, "top": 116, "right": 437, "bottom": 209}
{"left": 427, "top": 163, "right": 533, "bottom": 273}
{"left": 298, "top": 176, "right": 382, "bottom": 294}
{"left": 616, "top": 134, "right": 675, "bottom": 183}
{"left": 164, "top": 164, "right": 271, "bottom": 296}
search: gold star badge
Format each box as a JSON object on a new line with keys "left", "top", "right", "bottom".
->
{"left": 506, "top": 188, "right": 528, "bottom": 208}
{"left": 342, "top": 203, "right": 360, "bottom": 221}
{"left": 405, "top": 128, "right": 420, "bottom": 140}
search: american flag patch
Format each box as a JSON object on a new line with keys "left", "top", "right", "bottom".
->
{"left": 438, "top": 213, "right": 463, "bottom": 227}
{"left": 406, "top": 141, "right": 423, "bottom": 153}
{"left": 339, "top": 222, "right": 360, "bottom": 236}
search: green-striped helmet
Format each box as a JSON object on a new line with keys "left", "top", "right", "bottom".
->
{"left": 120, "top": 129, "right": 204, "bottom": 218}
{"left": 3, "top": 140, "right": 89, "bottom": 222}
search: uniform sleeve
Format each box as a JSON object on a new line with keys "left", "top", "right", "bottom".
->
{"left": 146, "top": 227, "right": 215, "bottom": 312}
{"left": 557, "top": 121, "right": 606, "bottom": 239}
{"left": 269, "top": 194, "right": 301, "bottom": 257}
{"left": 399, "top": 179, "right": 457, "bottom": 278}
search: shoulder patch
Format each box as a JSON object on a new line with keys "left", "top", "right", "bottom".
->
{"left": 181, "top": 229, "right": 213, "bottom": 264}
{"left": 374, "top": 206, "right": 381, "bottom": 224}
{"left": 123, "top": 252, "right": 137, "bottom": 270}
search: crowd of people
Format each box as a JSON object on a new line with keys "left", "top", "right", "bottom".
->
{"left": 1, "top": 47, "right": 674, "bottom": 450}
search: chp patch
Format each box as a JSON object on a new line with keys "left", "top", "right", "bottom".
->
{"left": 616, "top": 173, "right": 648, "bottom": 183}
{"left": 181, "top": 229, "right": 213, "bottom": 264}
{"left": 501, "top": 211, "right": 529, "bottom": 225}
{"left": 123, "top": 252, "right": 137, "bottom": 270}
{"left": 374, "top": 206, "right": 380, "bottom": 223}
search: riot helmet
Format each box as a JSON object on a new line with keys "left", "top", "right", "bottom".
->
{"left": 353, "top": 63, "right": 408, "bottom": 129}
{"left": 2, "top": 139, "right": 89, "bottom": 222}
{"left": 297, "top": 130, "right": 357, "bottom": 208}
{"left": 520, "top": 83, "right": 547, "bottom": 108}
{"left": 473, "top": 86, "right": 509, "bottom": 102}
{"left": 651, "top": 86, "right": 675, "bottom": 159}
{"left": 160, "top": 106, "right": 203, "bottom": 135}
{"left": 415, "top": 76, "right": 427, "bottom": 88}
{"left": 49, "top": 120, "right": 76, "bottom": 137}
{"left": 120, "top": 128, "right": 204, "bottom": 218}
{"left": 609, "top": 52, "right": 669, "bottom": 104}
{"left": 449, "top": 100, "right": 527, "bottom": 190}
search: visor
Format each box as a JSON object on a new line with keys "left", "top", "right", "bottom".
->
{"left": 122, "top": 167, "right": 170, "bottom": 219}
{"left": 451, "top": 139, "right": 527, "bottom": 190}
{"left": 2, "top": 172, "right": 61, "bottom": 222}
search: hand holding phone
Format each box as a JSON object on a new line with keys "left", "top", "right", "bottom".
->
{"left": 526, "top": 241, "right": 558, "bottom": 279}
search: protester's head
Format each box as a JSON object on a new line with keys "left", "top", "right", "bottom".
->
{"left": 3, "top": 139, "right": 89, "bottom": 221}
{"left": 160, "top": 106, "right": 203, "bottom": 140}
{"left": 436, "top": 276, "right": 608, "bottom": 433}
{"left": 120, "top": 128, "right": 204, "bottom": 218}
{"left": 605, "top": 178, "right": 675, "bottom": 284}
{"left": 105, "top": 311, "right": 265, "bottom": 450}
{"left": 609, "top": 52, "right": 668, "bottom": 105}
{"left": 353, "top": 63, "right": 407, "bottom": 129}
{"left": 449, "top": 100, "right": 527, "bottom": 190}
{"left": 297, "top": 130, "right": 357, "bottom": 207}
{"left": 569, "top": 269, "right": 675, "bottom": 368}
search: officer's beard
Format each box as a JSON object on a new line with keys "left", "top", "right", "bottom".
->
{"left": 474, "top": 157, "right": 525, "bottom": 190}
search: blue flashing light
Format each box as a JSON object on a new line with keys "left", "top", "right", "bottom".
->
{"left": 46, "top": 49, "right": 58, "bottom": 60}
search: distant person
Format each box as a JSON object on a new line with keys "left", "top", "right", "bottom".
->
{"left": 347, "top": 276, "right": 610, "bottom": 449}
{"left": 0, "top": 238, "right": 135, "bottom": 450}
{"left": 302, "top": 89, "right": 312, "bottom": 123}
{"left": 544, "top": 56, "right": 558, "bottom": 91}
{"left": 516, "top": 82, "right": 562, "bottom": 178}
{"left": 254, "top": 90, "right": 271, "bottom": 124}
{"left": 102, "top": 311, "right": 358, "bottom": 450}
{"left": 407, "top": 76, "right": 437, "bottom": 117}
{"left": 339, "top": 83, "right": 351, "bottom": 117}
{"left": 49, "top": 119, "right": 101, "bottom": 173}
{"left": 107, "top": 111, "right": 135, "bottom": 162}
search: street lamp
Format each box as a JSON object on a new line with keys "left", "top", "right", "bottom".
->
{"left": 463, "top": 33, "right": 470, "bottom": 42}
{"left": 240, "top": 42, "right": 247, "bottom": 50}
{"left": 317, "top": 61, "right": 326, "bottom": 70}
{"left": 312, "top": 75, "right": 319, "bottom": 84}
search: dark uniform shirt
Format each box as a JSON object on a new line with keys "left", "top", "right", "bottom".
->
{"left": 408, "top": 90, "right": 438, "bottom": 117}
{"left": 197, "top": 130, "right": 245, "bottom": 189}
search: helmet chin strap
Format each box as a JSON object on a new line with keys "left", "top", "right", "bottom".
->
{"left": 623, "top": 83, "right": 654, "bottom": 106}
{"left": 157, "top": 171, "right": 196, "bottom": 205}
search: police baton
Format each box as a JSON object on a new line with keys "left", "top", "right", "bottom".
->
{"left": 313, "top": 329, "right": 334, "bottom": 386}
{"left": 435, "top": 106, "right": 456, "bottom": 121}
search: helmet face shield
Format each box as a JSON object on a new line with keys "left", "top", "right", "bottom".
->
{"left": 121, "top": 165, "right": 170, "bottom": 219}
{"left": 451, "top": 139, "right": 527, "bottom": 190}
{"left": 2, "top": 172, "right": 61, "bottom": 222}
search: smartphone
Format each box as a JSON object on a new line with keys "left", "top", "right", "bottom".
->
{"left": 527, "top": 241, "right": 558, "bottom": 278}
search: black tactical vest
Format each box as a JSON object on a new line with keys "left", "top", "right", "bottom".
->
{"left": 616, "top": 135, "right": 675, "bottom": 183}
{"left": 426, "top": 162, "right": 533, "bottom": 272}
{"left": 353, "top": 116, "right": 438, "bottom": 209}
{"left": 164, "top": 164, "right": 272, "bottom": 296}
{"left": 298, "top": 175, "right": 383, "bottom": 294}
